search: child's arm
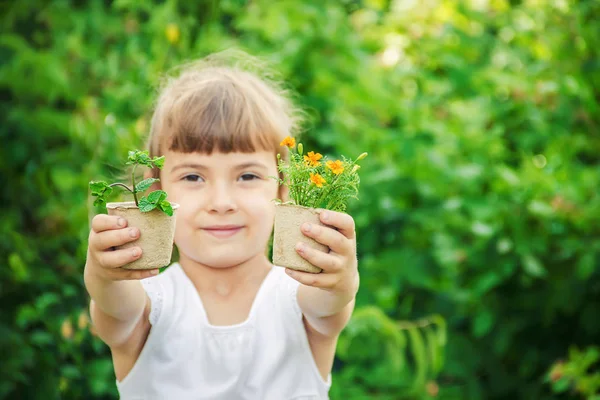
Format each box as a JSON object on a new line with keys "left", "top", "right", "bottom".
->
{"left": 285, "top": 210, "right": 360, "bottom": 338}
{"left": 84, "top": 214, "right": 159, "bottom": 348}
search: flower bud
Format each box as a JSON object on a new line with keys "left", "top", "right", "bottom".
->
{"left": 356, "top": 152, "right": 368, "bottom": 161}
{"left": 297, "top": 143, "right": 303, "bottom": 156}
{"left": 351, "top": 165, "right": 361, "bottom": 173}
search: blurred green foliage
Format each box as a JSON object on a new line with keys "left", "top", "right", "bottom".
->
{"left": 547, "top": 346, "right": 600, "bottom": 399}
{"left": 1, "top": 0, "right": 599, "bottom": 399}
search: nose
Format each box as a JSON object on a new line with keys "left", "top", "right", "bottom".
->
{"left": 208, "top": 183, "right": 237, "bottom": 214}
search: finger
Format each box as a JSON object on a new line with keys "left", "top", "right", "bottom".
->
{"left": 91, "top": 214, "right": 127, "bottom": 233}
{"left": 296, "top": 242, "right": 342, "bottom": 273}
{"left": 319, "top": 210, "right": 356, "bottom": 240}
{"left": 301, "top": 222, "right": 351, "bottom": 255}
{"left": 97, "top": 246, "right": 142, "bottom": 269}
{"left": 91, "top": 227, "right": 140, "bottom": 251}
{"left": 285, "top": 268, "right": 340, "bottom": 289}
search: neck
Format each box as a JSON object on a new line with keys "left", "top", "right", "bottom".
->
{"left": 178, "top": 252, "right": 272, "bottom": 297}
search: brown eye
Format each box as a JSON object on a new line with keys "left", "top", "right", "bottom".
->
{"left": 238, "top": 173, "right": 260, "bottom": 182}
{"left": 183, "top": 174, "right": 204, "bottom": 182}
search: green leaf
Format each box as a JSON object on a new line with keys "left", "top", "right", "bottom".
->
{"left": 473, "top": 310, "right": 494, "bottom": 338}
{"left": 127, "top": 150, "right": 152, "bottom": 167}
{"left": 159, "top": 200, "right": 173, "bottom": 216}
{"left": 425, "top": 326, "right": 442, "bottom": 375}
{"left": 407, "top": 327, "right": 428, "bottom": 391}
{"left": 522, "top": 254, "right": 547, "bottom": 278}
{"left": 138, "top": 197, "right": 157, "bottom": 212}
{"left": 89, "top": 181, "right": 109, "bottom": 196}
{"left": 136, "top": 151, "right": 152, "bottom": 167}
{"left": 147, "top": 190, "right": 167, "bottom": 204}
{"left": 552, "top": 377, "right": 571, "bottom": 393}
{"left": 93, "top": 197, "right": 107, "bottom": 207}
{"left": 30, "top": 330, "right": 54, "bottom": 347}
{"left": 90, "top": 181, "right": 112, "bottom": 206}
{"left": 135, "top": 178, "right": 159, "bottom": 193}
{"left": 9, "top": 253, "right": 29, "bottom": 282}
{"left": 152, "top": 156, "right": 165, "bottom": 169}
{"left": 127, "top": 150, "right": 137, "bottom": 163}
{"left": 61, "top": 365, "right": 81, "bottom": 379}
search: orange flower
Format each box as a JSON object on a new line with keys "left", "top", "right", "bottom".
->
{"left": 304, "top": 151, "right": 323, "bottom": 167}
{"left": 326, "top": 160, "right": 344, "bottom": 175}
{"left": 280, "top": 136, "right": 296, "bottom": 148}
{"left": 310, "top": 173, "right": 326, "bottom": 188}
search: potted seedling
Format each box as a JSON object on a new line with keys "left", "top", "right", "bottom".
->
{"left": 273, "top": 136, "right": 367, "bottom": 273}
{"left": 89, "top": 150, "right": 179, "bottom": 270}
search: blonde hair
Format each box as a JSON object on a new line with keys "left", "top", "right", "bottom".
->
{"left": 146, "top": 50, "right": 304, "bottom": 179}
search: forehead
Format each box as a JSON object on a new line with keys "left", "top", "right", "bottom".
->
{"left": 164, "top": 150, "right": 277, "bottom": 169}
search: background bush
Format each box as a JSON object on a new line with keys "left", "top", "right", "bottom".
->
{"left": 1, "top": 0, "right": 599, "bottom": 399}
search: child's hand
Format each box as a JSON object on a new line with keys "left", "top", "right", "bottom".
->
{"left": 288, "top": 210, "right": 359, "bottom": 296}
{"left": 86, "top": 215, "right": 159, "bottom": 281}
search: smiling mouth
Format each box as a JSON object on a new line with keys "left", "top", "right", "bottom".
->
{"left": 202, "top": 226, "right": 243, "bottom": 238}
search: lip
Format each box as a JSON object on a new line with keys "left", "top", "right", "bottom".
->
{"left": 202, "top": 225, "right": 244, "bottom": 238}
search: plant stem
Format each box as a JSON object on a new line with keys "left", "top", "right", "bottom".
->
{"left": 317, "top": 173, "right": 342, "bottom": 209}
{"left": 108, "top": 183, "right": 134, "bottom": 193}
{"left": 131, "top": 164, "right": 138, "bottom": 206}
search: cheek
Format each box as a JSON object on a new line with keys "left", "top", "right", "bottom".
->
{"left": 243, "top": 193, "right": 275, "bottom": 222}
{"left": 169, "top": 191, "right": 199, "bottom": 224}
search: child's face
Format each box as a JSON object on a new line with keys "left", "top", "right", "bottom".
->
{"left": 160, "top": 149, "right": 279, "bottom": 269}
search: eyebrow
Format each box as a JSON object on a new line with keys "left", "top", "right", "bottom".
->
{"left": 171, "top": 163, "right": 207, "bottom": 172}
{"left": 171, "top": 162, "right": 268, "bottom": 172}
{"left": 234, "top": 162, "right": 269, "bottom": 171}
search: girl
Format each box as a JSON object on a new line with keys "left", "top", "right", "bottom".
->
{"left": 84, "top": 52, "right": 359, "bottom": 399}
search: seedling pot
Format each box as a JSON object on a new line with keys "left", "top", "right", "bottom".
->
{"left": 107, "top": 201, "right": 179, "bottom": 270}
{"left": 273, "top": 203, "right": 327, "bottom": 274}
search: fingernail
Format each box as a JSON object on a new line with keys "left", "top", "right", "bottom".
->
{"left": 151, "top": 269, "right": 159, "bottom": 275}
{"left": 302, "top": 223, "right": 311, "bottom": 232}
{"left": 117, "top": 218, "right": 125, "bottom": 227}
{"left": 286, "top": 269, "right": 293, "bottom": 276}
{"left": 131, "top": 248, "right": 140, "bottom": 257}
{"left": 129, "top": 228, "right": 138, "bottom": 238}
{"left": 321, "top": 211, "right": 328, "bottom": 221}
{"left": 296, "top": 243, "right": 305, "bottom": 253}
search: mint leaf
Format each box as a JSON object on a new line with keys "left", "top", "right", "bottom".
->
{"left": 135, "top": 178, "right": 159, "bottom": 194}
{"left": 127, "top": 150, "right": 153, "bottom": 167}
{"left": 152, "top": 156, "right": 165, "bottom": 169}
{"left": 159, "top": 200, "right": 173, "bottom": 216}
{"left": 137, "top": 152, "right": 152, "bottom": 167}
{"left": 148, "top": 190, "right": 167, "bottom": 204}
{"left": 89, "top": 181, "right": 112, "bottom": 207}
{"left": 127, "top": 151, "right": 137, "bottom": 164}
{"left": 89, "top": 181, "right": 109, "bottom": 196}
{"left": 138, "top": 197, "right": 157, "bottom": 212}
{"left": 93, "top": 197, "right": 106, "bottom": 207}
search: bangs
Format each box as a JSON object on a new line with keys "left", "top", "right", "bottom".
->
{"left": 161, "top": 78, "right": 287, "bottom": 156}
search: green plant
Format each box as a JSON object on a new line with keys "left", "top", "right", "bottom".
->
{"left": 547, "top": 346, "right": 600, "bottom": 399}
{"left": 276, "top": 136, "right": 367, "bottom": 212}
{"left": 89, "top": 150, "right": 173, "bottom": 216}
{"left": 334, "top": 306, "right": 446, "bottom": 399}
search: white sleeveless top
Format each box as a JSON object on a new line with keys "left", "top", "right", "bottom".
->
{"left": 116, "top": 263, "right": 331, "bottom": 399}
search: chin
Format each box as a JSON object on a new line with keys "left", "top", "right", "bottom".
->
{"left": 193, "top": 252, "right": 256, "bottom": 269}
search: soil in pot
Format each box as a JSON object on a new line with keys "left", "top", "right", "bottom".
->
{"left": 107, "top": 201, "right": 179, "bottom": 270}
{"left": 273, "top": 203, "right": 327, "bottom": 273}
